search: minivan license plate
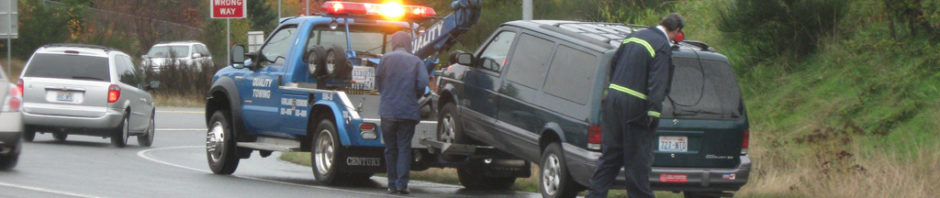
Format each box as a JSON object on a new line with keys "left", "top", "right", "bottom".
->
{"left": 57, "top": 92, "right": 74, "bottom": 102}
{"left": 658, "top": 136, "right": 688, "bottom": 152}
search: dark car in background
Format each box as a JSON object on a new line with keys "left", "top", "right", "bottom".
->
{"left": 435, "top": 20, "right": 750, "bottom": 198}
{"left": 0, "top": 65, "right": 22, "bottom": 170}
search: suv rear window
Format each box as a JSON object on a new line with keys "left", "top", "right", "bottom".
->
{"left": 24, "top": 53, "right": 110, "bottom": 82}
{"left": 663, "top": 57, "right": 743, "bottom": 119}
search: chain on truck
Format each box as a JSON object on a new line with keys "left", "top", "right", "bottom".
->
{"left": 204, "top": 0, "right": 530, "bottom": 186}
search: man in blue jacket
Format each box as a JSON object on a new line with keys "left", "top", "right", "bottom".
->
{"left": 376, "top": 31, "right": 429, "bottom": 194}
{"left": 586, "top": 13, "right": 684, "bottom": 198}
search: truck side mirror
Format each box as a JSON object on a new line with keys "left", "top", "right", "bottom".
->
{"left": 456, "top": 52, "right": 474, "bottom": 66}
{"left": 231, "top": 45, "right": 246, "bottom": 69}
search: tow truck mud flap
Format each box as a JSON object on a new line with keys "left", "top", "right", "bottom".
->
{"left": 344, "top": 147, "right": 386, "bottom": 173}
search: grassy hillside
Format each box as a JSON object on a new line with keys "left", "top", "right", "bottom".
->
{"left": 656, "top": 0, "right": 940, "bottom": 197}
{"left": 280, "top": 0, "right": 939, "bottom": 197}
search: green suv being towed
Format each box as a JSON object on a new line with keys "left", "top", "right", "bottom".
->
{"left": 434, "top": 20, "right": 749, "bottom": 198}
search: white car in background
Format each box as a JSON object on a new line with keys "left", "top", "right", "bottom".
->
{"left": 141, "top": 41, "right": 212, "bottom": 73}
{"left": 0, "top": 64, "right": 22, "bottom": 169}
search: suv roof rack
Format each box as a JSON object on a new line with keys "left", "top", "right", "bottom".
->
{"left": 41, "top": 43, "right": 113, "bottom": 52}
{"left": 541, "top": 22, "right": 650, "bottom": 49}
{"left": 679, "top": 40, "right": 715, "bottom": 52}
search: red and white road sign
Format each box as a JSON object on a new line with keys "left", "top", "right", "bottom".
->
{"left": 210, "top": 0, "right": 246, "bottom": 19}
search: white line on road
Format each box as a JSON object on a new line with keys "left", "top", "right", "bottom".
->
{"left": 156, "top": 110, "right": 203, "bottom": 114}
{"left": 136, "top": 146, "right": 409, "bottom": 198}
{"left": 0, "top": 181, "right": 102, "bottom": 198}
{"left": 155, "top": 128, "right": 206, "bottom": 131}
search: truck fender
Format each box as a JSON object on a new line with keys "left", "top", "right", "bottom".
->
{"left": 311, "top": 100, "right": 352, "bottom": 146}
{"left": 539, "top": 122, "right": 567, "bottom": 149}
{"left": 206, "top": 77, "right": 249, "bottom": 141}
{"left": 435, "top": 84, "right": 460, "bottom": 111}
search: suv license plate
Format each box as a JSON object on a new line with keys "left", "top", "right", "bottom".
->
{"left": 658, "top": 136, "right": 688, "bottom": 152}
{"left": 57, "top": 92, "right": 74, "bottom": 102}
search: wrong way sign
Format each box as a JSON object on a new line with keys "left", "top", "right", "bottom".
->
{"left": 210, "top": 0, "right": 246, "bottom": 19}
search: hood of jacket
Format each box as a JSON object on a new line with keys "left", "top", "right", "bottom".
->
{"left": 390, "top": 31, "right": 413, "bottom": 53}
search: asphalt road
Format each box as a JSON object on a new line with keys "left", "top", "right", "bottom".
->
{"left": 0, "top": 107, "right": 538, "bottom": 198}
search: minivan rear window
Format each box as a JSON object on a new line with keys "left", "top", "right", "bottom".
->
{"left": 24, "top": 53, "right": 110, "bottom": 82}
{"left": 663, "top": 57, "right": 743, "bottom": 119}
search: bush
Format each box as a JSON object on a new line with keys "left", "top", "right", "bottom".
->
{"left": 144, "top": 61, "right": 222, "bottom": 98}
{"left": 883, "top": 0, "right": 940, "bottom": 39}
{"left": 718, "top": 0, "right": 848, "bottom": 68}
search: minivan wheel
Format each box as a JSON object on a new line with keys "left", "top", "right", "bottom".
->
{"left": 137, "top": 113, "right": 155, "bottom": 147}
{"left": 207, "top": 110, "right": 239, "bottom": 174}
{"left": 456, "top": 159, "right": 516, "bottom": 190}
{"left": 22, "top": 126, "right": 35, "bottom": 142}
{"left": 53, "top": 132, "right": 68, "bottom": 142}
{"left": 311, "top": 119, "right": 347, "bottom": 185}
{"left": 540, "top": 142, "right": 582, "bottom": 198}
{"left": 111, "top": 115, "right": 129, "bottom": 148}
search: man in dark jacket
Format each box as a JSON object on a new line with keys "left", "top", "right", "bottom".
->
{"left": 376, "top": 31, "right": 429, "bottom": 194}
{"left": 586, "top": 13, "right": 684, "bottom": 198}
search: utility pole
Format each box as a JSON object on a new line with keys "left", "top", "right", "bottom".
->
{"left": 305, "top": 0, "right": 309, "bottom": 15}
{"left": 522, "top": 0, "right": 532, "bottom": 20}
{"left": 278, "top": 0, "right": 282, "bottom": 19}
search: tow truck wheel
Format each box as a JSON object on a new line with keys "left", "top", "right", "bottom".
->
{"left": 311, "top": 119, "right": 346, "bottom": 185}
{"left": 539, "top": 142, "right": 583, "bottom": 198}
{"left": 207, "top": 110, "right": 240, "bottom": 175}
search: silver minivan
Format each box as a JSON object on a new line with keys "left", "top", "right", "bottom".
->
{"left": 19, "top": 44, "right": 158, "bottom": 147}
{"left": 1, "top": 65, "right": 22, "bottom": 169}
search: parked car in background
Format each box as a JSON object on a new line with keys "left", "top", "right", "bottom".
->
{"left": 19, "top": 44, "right": 159, "bottom": 147}
{"left": 0, "top": 65, "right": 22, "bottom": 170}
{"left": 435, "top": 21, "right": 750, "bottom": 198}
{"left": 141, "top": 41, "right": 212, "bottom": 73}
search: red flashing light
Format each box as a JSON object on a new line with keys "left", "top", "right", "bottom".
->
{"left": 108, "top": 84, "right": 121, "bottom": 103}
{"left": 320, "top": 1, "right": 436, "bottom": 20}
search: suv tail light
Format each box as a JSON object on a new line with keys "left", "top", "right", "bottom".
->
{"left": 107, "top": 84, "right": 121, "bottom": 103}
{"left": 587, "top": 125, "right": 602, "bottom": 150}
{"left": 741, "top": 130, "right": 749, "bottom": 155}
{"left": 2, "top": 84, "right": 21, "bottom": 112}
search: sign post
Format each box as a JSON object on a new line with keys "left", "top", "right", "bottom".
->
{"left": 210, "top": 0, "right": 247, "bottom": 66}
{"left": 0, "top": 0, "right": 16, "bottom": 75}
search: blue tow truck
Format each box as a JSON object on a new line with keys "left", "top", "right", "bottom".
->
{"left": 204, "top": 0, "right": 529, "bottom": 187}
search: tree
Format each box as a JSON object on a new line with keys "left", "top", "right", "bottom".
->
{"left": 249, "top": 0, "right": 277, "bottom": 31}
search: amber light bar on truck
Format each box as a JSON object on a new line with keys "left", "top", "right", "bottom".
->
{"left": 321, "top": 1, "right": 437, "bottom": 20}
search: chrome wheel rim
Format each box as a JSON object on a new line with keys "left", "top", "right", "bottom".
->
{"left": 542, "top": 154, "right": 561, "bottom": 195}
{"left": 439, "top": 113, "right": 456, "bottom": 143}
{"left": 325, "top": 52, "right": 336, "bottom": 74}
{"left": 315, "top": 129, "right": 335, "bottom": 175}
{"left": 206, "top": 122, "right": 225, "bottom": 162}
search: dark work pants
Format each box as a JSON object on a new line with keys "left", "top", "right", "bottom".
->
{"left": 586, "top": 94, "right": 656, "bottom": 198}
{"left": 381, "top": 118, "right": 418, "bottom": 190}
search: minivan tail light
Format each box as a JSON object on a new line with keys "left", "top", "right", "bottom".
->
{"left": 741, "top": 130, "right": 749, "bottom": 155}
{"left": 107, "top": 84, "right": 121, "bottom": 103}
{"left": 2, "top": 84, "right": 21, "bottom": 112}
{"left": 587, "top": 125, "right": 602, "bottom": 150}
{"left": 16, "top": 79, "right": 23, "bottom": 96}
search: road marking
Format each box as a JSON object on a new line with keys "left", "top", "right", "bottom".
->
{"left": 155, "top": 128, "right": 206, "bottom": 131}
{"left": 156, "top": 110, "right": 203, "bottom": 114}
{"left": 0, "top": 181, "right": 102, "bottom": 198}
{"left": 136, "top": 146, "right": 410, "bottom": 198}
